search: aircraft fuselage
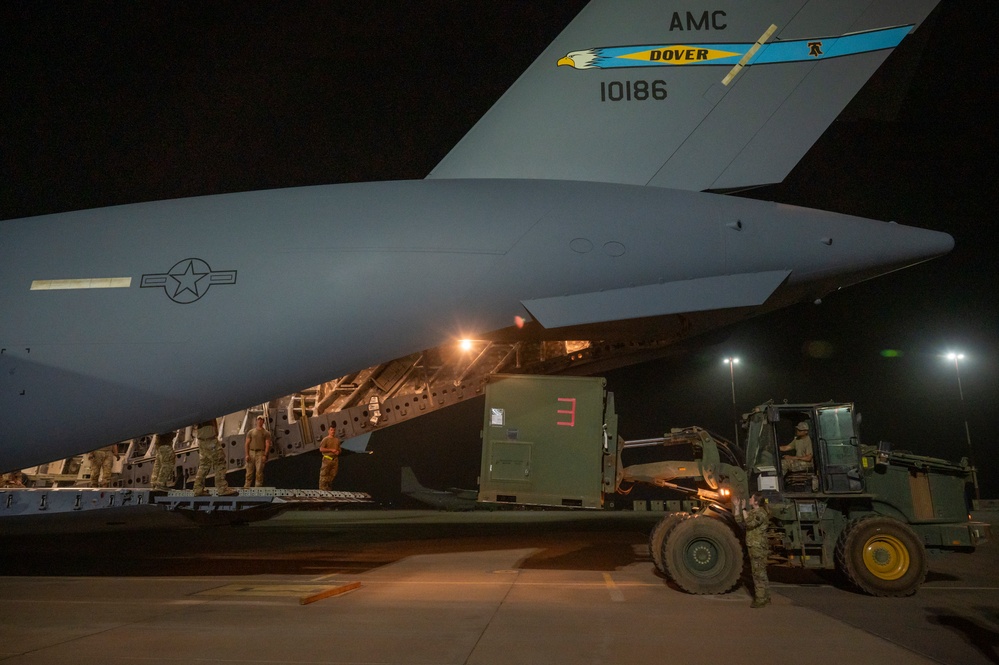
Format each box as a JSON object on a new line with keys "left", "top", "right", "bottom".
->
{"left": 0, "top": 179, "right": 952, "bottom": 469}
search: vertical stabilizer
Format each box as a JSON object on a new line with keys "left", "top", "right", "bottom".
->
{"left": 428, "top": 0, "right": 940, "bottom": 191}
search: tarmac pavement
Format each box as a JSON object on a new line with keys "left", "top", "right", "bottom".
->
{"left": 1, "top": 509, "right": 997, "bottom": 664}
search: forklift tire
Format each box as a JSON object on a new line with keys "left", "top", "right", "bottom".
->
{"left": 649, "top": 512, "right": 688, "bottom": 576}
{"left": 835, "top": 516, "right": 928, "bottom": 597}
{"left": 661, "top": 514, "right": 743, "bottom": 594}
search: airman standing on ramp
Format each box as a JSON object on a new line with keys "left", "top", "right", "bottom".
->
{"left": 150, "top": 431, "right": 177, "bottom": 490}
{"left": 318, "top": 427, "right": 342, "bottom": 491}
{"left": 244, "top": 416, "right": 272, "bottom": 488}
{"left": 88, "top": 444, "right": 118, "bottom": 488}
{"left": 193, "top": 419, "right": 237, "bottom": 497}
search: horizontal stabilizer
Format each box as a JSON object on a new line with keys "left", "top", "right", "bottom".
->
{"left": 522, "top": 270, "right": 791, "bottom": 329}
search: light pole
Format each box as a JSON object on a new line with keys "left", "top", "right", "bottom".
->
{"left": 946, "top": 352, "right": 978, "bottom": 499}
{"left": 723, "top": 357, "right": 739, "bottom": 447}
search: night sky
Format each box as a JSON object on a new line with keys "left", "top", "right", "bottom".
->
{"left": 2, "top": 2, "right": 997, "bottom": 498}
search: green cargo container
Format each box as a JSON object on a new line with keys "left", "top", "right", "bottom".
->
{"left": 478, "top": 374, "right": 616, "bottom": 508}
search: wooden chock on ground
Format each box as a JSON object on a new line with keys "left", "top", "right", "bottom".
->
{"left": 299, "top": 581, "right": 362, "bottom": 605}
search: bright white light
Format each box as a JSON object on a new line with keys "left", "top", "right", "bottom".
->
{"left": 459, "top": 339, "right": 474, "bottom": 352}
{"left": 723, "top": 357, "right": 739, "bottom": 365}
{"left": 946, "top": 352, "right": 966, "bottom": 361}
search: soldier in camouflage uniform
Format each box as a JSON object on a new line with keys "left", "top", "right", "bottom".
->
{"left": 193, "top": 419, "right": 238, "bottom": 497}
{"left": 150, "top": 431, "right": 177, "bottom": 490}
{"left": 740, "top": 493, "right": 772, "bottom": 608}
{"left": 780, "top": 421, "right": 814, "bottom": 474}
{"left": 243, "top": 416, "right": 272, "bottom": 488}
{"left": 88, "top": 444, "right": 118, "bottom": 488}
{"left": 318, "top": 428, "right": 342, "bottom": 491}
{"left": 1, "top": 471, "right": 25, "bottom": 488}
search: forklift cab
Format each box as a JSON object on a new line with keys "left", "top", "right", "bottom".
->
{"left": 745, "top": 402, "right": 865, "bottom": 495}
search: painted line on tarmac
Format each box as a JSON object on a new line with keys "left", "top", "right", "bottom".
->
{"left": 196, "top": 583, "right": 347, "bottom": 598}
{"left": 190, "top": 581, "right": 363, "bottom": 604}
{"left": 602, "top": 573, "right": 625, "bottom": 601}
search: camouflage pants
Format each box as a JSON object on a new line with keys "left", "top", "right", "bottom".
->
{"left": 748, "top": 541, "right": 770, "bottom": 603}
{"left": 194, "top": 438, "right": 231, "bottom": 493}
{"left": 151, "top": 444, "right": 176, "bottom": 488}
{"left": 781, "top": 458, "right": 814, "bottom": 474}
{"left": 89, "top": 449, "right": 113, "bottom": 487}
{"left": 319, "top": 455, "right": 339, "bottom": 491}
{"left": 244, "top": 450, "right": 267, "bottom": 488}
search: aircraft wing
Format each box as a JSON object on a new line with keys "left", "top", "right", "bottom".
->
{"left": 522, "top": 270, "right": 791, "bottom": 328}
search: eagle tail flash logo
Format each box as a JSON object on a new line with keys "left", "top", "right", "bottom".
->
{"left": 555, "top": 25, "right": 914, "bottom": 70}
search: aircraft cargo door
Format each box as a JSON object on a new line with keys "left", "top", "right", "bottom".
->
{"left": 479, "top": 375, "right": 608, "bottom": 508}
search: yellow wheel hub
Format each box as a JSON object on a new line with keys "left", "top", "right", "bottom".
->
{"left": 862, "top": 534, "right": 910, "bottom": 580}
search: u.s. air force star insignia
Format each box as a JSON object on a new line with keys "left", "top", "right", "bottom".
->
{"left": 140, "top": 258, "right": 237, "bottom": 304}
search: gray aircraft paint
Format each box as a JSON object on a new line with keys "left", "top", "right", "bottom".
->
{"left": 0, "top": 1, "right": 949, "bottom": 470}
{"left": 429, "top": 0, "right": 941, "bottom": 190}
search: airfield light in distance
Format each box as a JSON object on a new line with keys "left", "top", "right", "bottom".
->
{"left": 723, "top": 357, "right": 740, "bottom": 447}
{"left": 944, "top": 351, "right": 977, "bottom": 500}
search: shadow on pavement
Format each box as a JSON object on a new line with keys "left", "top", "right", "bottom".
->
{"left": 0, "top": 511, "right": 660, "bottom": 577}
{"left": 926, "top": 606, "right": 999, "bottom": 665}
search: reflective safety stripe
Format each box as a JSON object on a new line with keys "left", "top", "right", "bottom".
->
{"left": 30, "top": 277, "right": 131, "bottom": 290}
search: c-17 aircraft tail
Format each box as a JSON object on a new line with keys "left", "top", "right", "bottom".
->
{"left": 431, "top": 0, "right": 941, "bottom": 191}
{"left": 1, "top": 1, "right": 949, "bottom": 472}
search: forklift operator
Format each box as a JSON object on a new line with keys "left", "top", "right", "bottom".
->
{"left": 780, "top": 421, "right": 814, "bottom": 473}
